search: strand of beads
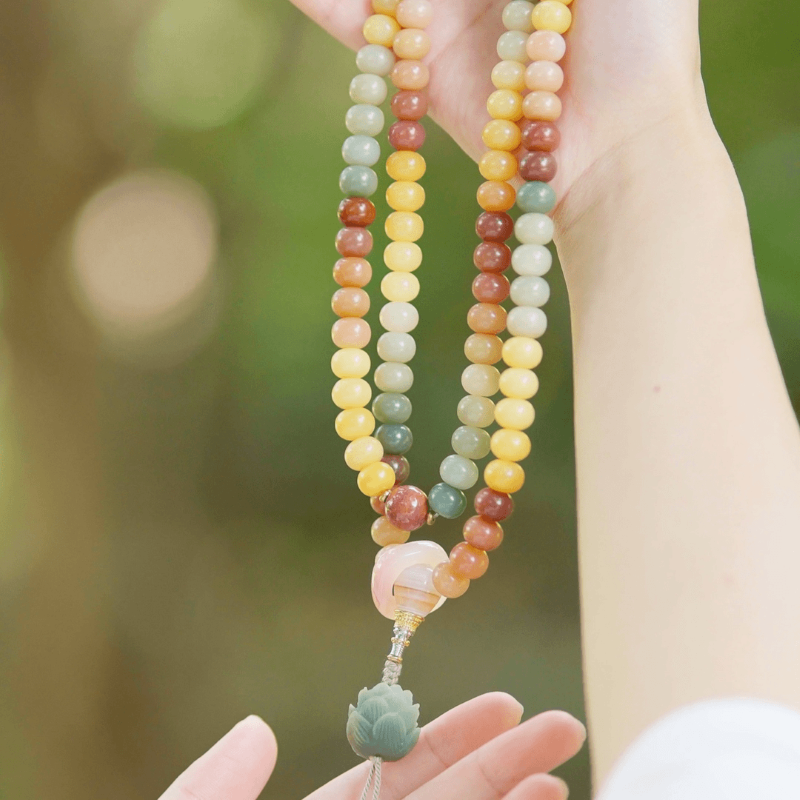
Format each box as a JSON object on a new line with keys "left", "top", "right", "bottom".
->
{"left": 427, "top": 0, "right": 535, "bottom": 600}
{"left": 332, "top": 10, "right": 398, "bottom": 501}
{"left": 370, "top": 0, "right": 435, "bottom": 546}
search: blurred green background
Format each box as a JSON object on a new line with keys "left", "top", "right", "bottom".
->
{"left": 0, "top": 0, "right": 797, "bottom": 798}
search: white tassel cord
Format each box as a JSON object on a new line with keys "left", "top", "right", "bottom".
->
{"left": 358, "top": 757, "right": 383, "bottom": 800}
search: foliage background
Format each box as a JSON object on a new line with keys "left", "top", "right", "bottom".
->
{"left": 0, "top": 1, "right": 797, "bottom": 798}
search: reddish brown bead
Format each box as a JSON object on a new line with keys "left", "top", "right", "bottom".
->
{"left": 519, "top": 120, "right": 561, "bottom": 152}
{"left": 474, "top": 242, "right": 512, "bottom": 273}
{"left": 382, "top": 454, "right": 410, "bottom": 485}
{"left": 338, "top": 197, "right": 376, "bottom": 227}
{"left": 463, "top": 515, "right": 505, "bottom": 551}
{"left": 467, "top": 303, "right": 507, "bottom": 335}
{"left": 476, "top": 212, "right": 514, "bottom": 242}
{"left": 371, "top": 495, "right": 386, "bottom": 515}
{"left": 450, "top": 542, "right": 490, "bottom": 579}
{"left": 384, "top": 485, "right": 429, "bottom": 532}
{"left": 335, "top": 227, "right": 373, "bottom": 257}
{"left": 388, "top": 120, "right": 426, "bottom": 151}
{"left": 474, "top": 487, "right": 514, "bottom": 521}
{"left": 472, "top": 272, "right": 510, "bottom": 303}
{"left": 333, "top": 257, "right": 372, "bottom": 288}
{"left": 519, "top": 151, "right": 557, "bottom": 182}
{"left": 391, "top": 90, "right": 428, "bottom": 121}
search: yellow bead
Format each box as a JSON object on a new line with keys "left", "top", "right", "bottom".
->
{"left": 372, "top": 0, "right": 400, "bottom": 15}
{"left": 490, "top": 429, "right": 531, "bottom": 462}
{"left": 481, "top": 119, "right": 522, "bottom": 151}
{"left": 499, "top": 368, "right": 539, "bottom": 399}
{"left": 363, "top": 14, "right": 401, "bottom": 46}
{"left": 484, "top": 459, "right": 526, "bottom": 493}
{"left": 486, "top": 89, "right": 523, "bottom": 121}
{"left": 332, "top": 378, "right": 372, "bottom": 410}
{"left": 494, "top": 397, "right": 535, "bottom": 430}
{"left": 358, "top": 461, "right": 396, "bottom": 496}
{"left": 502, "top": 336, "right": 543, "bottom": 369}
{"left": 384, "top": 241, "right": 422, "bottom": 272}
{"left": 387, "top": 151, "right": 426, "bottom": 181}
{"left": 331, "top": 348, "right": 371, "bottom": 379}
{"left": 531, "top": 1, "right": 572, "bottom": 34}
{"left": 371, "top": 516, "right": 410, "bottom": 546}
{"left": 385, "top": 211, "right": 424, "bottom": 242}
{"left": 345, "top": 436, "right": 384, "bottom": 470}
{"left": 479, "top": 150, "right": 518, "bottom": 182}
{"left": 386, "top": 181, "right": 425, "bottom": 212}
{"left": 491, "top": 60, "right": 526, "bottom": 92}
{"left": 335, "top": 408, "right": 376, "bottom": 440}
{"left": 381, "top": 271, "right": 420, "bottom": 302}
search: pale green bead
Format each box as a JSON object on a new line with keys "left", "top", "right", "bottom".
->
{"left": 508, "top": 306, "right": 548, "bottom": 338}
{"left": 457, "top": 395, "right": 495, "bottom": 428}
{"left": 356, "top": 44, "right": 396, "bottom": 77}
{"left": 440, "top": 454, "right": 479, "bottom": 491}
{"left": 340, "top": 165, "right": 378, "bottom": 197}
{"left": 349, "top": 73, "right": 388, "bottom": 105}
{"left": 375, "top": 362, "right": 414, "bottom": 393}
{"left": 451, "top": 425, "right": 491, "bottom": 460}
{"left": 377, "top": 332, "right": 416, "bottom": 363}
{"left": 515, "top": 213, "right": 554, "bottom": 245}
{"left": 373, "top": 392, "right": 412, "bottom": 424}
{"left": 517, "top": 181, "right": 557, "bottom": 214}
{"left": 512, "top": 243, "right": 552, "bottom": 276}
{"left": 342, "top": 135, "right": 381, "bottom": 167}
{"left": 510, "top": 276, "right": 550, "bottom": 307}
{"left": 346, "top": 104, "right": 385, "bottom": 136}
{"left": 502, "top": 0, "right": 535, "bottom": 31}
{"left": 496, "top": 30, "right": 528, "bottom": 62}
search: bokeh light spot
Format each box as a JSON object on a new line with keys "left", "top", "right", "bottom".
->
{"left": 133, "top": 0, "right": 273, "bottom": 129}
{"left": 70, "top": 170, "right": 218, "bottom": 356}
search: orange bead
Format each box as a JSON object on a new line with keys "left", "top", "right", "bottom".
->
{"left": 432, "top": 561, "right": 470, "bottom": 598}
{"left": 332, "top": 287, "right": 370, "bottom": 317}
{"left": 477, "top": 181, "right": 516, "bottom": 212}
{"left": 371, "top": 516, "right": 411, "bottom": 546}
{"left": 450, "top": 542, "right": 489, "bottom": 579}
{"left": 332, "top": 317, "right": 371, "bottom": 348}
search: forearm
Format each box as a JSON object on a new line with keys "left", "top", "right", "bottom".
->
{"left": 555, "top": 103, "right": 800, "bottom": 783}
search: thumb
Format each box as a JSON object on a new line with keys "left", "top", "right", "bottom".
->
{"left": 159, "top": 715, "right": 278, "bottom": 800}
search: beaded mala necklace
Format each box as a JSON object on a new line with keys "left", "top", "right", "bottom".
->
{"left": 331, "top": 0, "right": 572, "bottom": 792}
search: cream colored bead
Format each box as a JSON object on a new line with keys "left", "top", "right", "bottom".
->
{"left": 363, "top": 14, "right": 401, "bottom": 47}
{"left": 381, "top": 271, "right": 420, "bottom": 302}
{"left": 461, "top": 364, "right": 501, "bottom": 397}
{"left": 386, "top": 181, "right": 425, "bottom": 212}
{"left": 502, "top": 336, "right": 543, "bottom": 369}
{"left": 494, "top": 397, "right": 535, "bottom": 430}
{"left": 499, "top": 367, "right": 539, "bottom": 399}
{"left": 384, "top": 241, "right": 422, "bottom": 272}
{"left": 490, "top": 428, "right": 531, "bottom": 462}
{"left": 331, "top": 348, "right": 371, "bottom": 379}
{"left": 332, "top": 378, "right": 372, "bottom": 409}
{"left": 525, "top": 60, "right": 564, "bottom": 92}
{"left": 358, "top": 461, "right": 396, "bottom": 496}
{"left": 487, "top": 89, "right": 524, "bottom": 121}
{"left": 345, "top": 436, "right": 385, "bottom": 470}
{"left": 335, "top": 408, "right": 376, "bottom": 440}
{"left": 491, "top": 60, "right": 526, "bottom": 92}
{"left": 386, "top": 211, "right": 423, "bottom": 242}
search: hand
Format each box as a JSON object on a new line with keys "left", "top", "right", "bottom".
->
{"left": 290, "top": 0, "right": 705, "bottom": 211}
{"left": 159, "top": 693, "right": 586, "bottom": 800}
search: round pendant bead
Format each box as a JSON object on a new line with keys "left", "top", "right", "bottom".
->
{"left": 385, "top": 485, "right": 429, "bottom": 531}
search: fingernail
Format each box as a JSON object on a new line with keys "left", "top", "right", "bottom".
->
{"left": 554, "top": 776, "right": 569, "bottom": 799}
{"left": 514, "top": 699, "right": 525, "bottom": 720}
{"left": 577, "top": 719, "right": 587, "bottom": 742}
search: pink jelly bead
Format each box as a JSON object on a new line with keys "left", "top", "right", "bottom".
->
{"left": 526, "top": 30, "right": 566, "bottom": 62}
{"left": 385, "top": 484, "right": 428, "bottom": 531}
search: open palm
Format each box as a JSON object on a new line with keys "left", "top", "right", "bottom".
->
{"left": 159, "top": 694, "right": 585, "bottom": 800}
{"left": 292, "top": 0, "right": 702, "bottom": 208}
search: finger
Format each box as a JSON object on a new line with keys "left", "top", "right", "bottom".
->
{"left": 288, "top": 0, "right": 369, "bottom": 49}
{"left": 504, "top": 774, "right": 570, "bottom": 800}
{"left": 307, "top": 692, "right": 524, "bottom": 800}
{"left": 407, "top": 710, "right": 585, "bottom": 800}
{"left": 159, "top": 715, "right": 278, "bottom": 800}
